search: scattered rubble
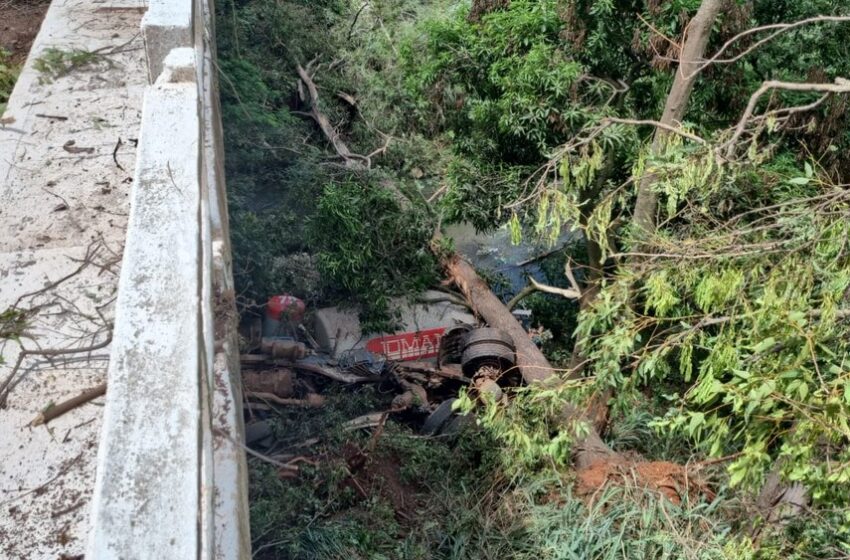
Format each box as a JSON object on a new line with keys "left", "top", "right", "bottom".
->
{"left": 239, "top": 293, "right": 518, "bottom": 454}
{"left": 240, "top": 286, "right": 714, "bottom": 505}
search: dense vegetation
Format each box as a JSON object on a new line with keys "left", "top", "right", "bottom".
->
{"left": 0, "top": 49, "right": 19, "bottom": 112}
{"left": 217, "top": 0, "right": 850, "bottom": 557}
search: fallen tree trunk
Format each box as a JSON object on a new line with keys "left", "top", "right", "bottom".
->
{"left": 442, "top": 253, "right": 612, "bottom": 468}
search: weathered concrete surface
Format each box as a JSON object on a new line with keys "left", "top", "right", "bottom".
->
{"left": 85, "top": 2, "right": 250, "bottom": 554}
{"left": 0, "top": 0, "right": 147, "bottom": 557}
{"left": 197, "top": 0, "right": 252, "bottom": 550}
{"left": 142, "top": 0, "right": 193, "bottom": 83}
{"left": 86, "top": 50, "right": 202, "bottom": 558}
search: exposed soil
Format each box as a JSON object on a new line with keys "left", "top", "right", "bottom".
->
{"left": 0, "top": 0, "right": 50, "bottom": 65}
{"left": 342, "top": 442, "right": 421, "bottom": 521}
{"left": 575, "top": 457, "right": 715, "bottom": 505}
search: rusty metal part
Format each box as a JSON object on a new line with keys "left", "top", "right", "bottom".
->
{"left": 290, "top": 361, "right": 373, "bottom": 384}
{"left": 260, "top": 338, "right": 308, "bottom": 360}
{"left": 438, "top": 324, "right": 474, "bottom": 366}
{"left": 243, "top": 370, "right": 294, "bottom": 397}
{"left": 339, "top": 348, "right": 386, "bottom": 378}
{"left": 460, "top": 327, "right": 516, "bottom": 376}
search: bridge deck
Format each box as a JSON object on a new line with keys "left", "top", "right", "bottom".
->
{"left": 0, "top": 0, "right": 147, "bottom": 557}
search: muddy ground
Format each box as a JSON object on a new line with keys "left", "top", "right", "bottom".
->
{"left": 0, "top": 0, "right": 49, "bottom": 65}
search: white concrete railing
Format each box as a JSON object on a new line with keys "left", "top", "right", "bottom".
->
{"left": 87, "top": 0, "right": 250, "bottom": 557}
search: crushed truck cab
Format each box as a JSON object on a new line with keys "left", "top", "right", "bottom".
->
{"left": 312, "top": 290, "right": 476, "bottom": 362}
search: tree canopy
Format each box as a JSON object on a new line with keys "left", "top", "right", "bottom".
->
{"left": 217, "top": 0, "right": 850, "bottom": 556}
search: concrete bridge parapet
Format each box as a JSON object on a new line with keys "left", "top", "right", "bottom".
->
{"left": 86, "top": 0, "right": 250, "bottom": 556}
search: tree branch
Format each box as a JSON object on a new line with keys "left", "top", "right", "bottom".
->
{"left": 30, "top": 382, "right": 107, "bottom": 426}
{"left": 295, "top": 63, "right": 389, "bottom": 170}
{"left": 684, "top": 16, "right": 850, "bottom": 81}
{"left": 632, "top": 0, "right": 723, "bottom": 237}
{"left": 602, "top": 117, "right": 706, "bottom": 145}
{"left": 507, "top": 277, "right": 581, "bottom": 310}
{"left": 724, "top": 79, "right": 850, "bottom": 159}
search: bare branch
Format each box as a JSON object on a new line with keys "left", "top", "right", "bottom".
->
{"left": 684, "top": 16, "right": 850, "bottom": 80}
{"left": 564, "top": 257, "right": 582, "bottom": 295}
{"left": 0, "top": 334, "right": 113, "bottom": 407}
{"left": 295, "top": 63, "right": 389, "bottom": 170}
{"left": 528, "top": 277, "right": 581, "bottom": 300}
{"left": 296, "top": 64, "right": 363, "bottom": 167}
{"left": 603, "top": 117, "right": 706, "bottom": 145}
{"left": 30, "top": 382, "right": 107, "bottom": 426}
{"left": 507, "top": 277, "right": 582, "bottom": 310}
{"left": 724, "top": 79, "right": 850, "bottom": 159}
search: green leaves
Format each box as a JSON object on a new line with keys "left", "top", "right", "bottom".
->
{"left": 309, "top": 178, "right": 439, "bottom": 329}
{"left": 0, "top": 49, "right": 18, "bottom": 111}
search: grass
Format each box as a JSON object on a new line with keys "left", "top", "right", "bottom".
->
{"left": 32, "top": 47, "right": 103, "bottom": 83}
{"left": 0, "top": 307, "right": 29, "bottom": 341}
{"left": 0, "top": 49, "right": 19, "bottom": 113}
{"left": 247, "top": 384, "right": 850, "bottom": 560}
{"left": 247, "top": 385, "right": 734, "bottom": 560}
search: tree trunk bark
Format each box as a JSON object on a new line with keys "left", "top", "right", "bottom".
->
{"left": 566, "top": 166, "right": 610, "bottom": 380}
{"left": 751, "top": 457, "right": 809, "bottom": 537}
{"left": 443, "top": 253, "right": 613, "bottom": 468}
{"left": 632, "top": 0, "right": 723, "bottom": 237}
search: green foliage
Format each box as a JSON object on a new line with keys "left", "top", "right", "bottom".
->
{"left": 0, "top": 307, "right": 28, "bottom": 341}
{"left": 308, "top": 177, "right": 439, "bottom": 328}
{"left": 400, "top": 1, "right": 638, "bottom": 230}
{"left": 249, "top": 386, "right": 504, "bottom": 560}
{"left": 751, "top": 507, "right": 850, "bottom": 559}
{"left": 251, "top": 386, "right": 746, "bottom": 560}
{"left": 222, "top": 0, "right": 850, "bottom": 554}
{"left": 217, "top": 0, "right": 448, "bottom": 307}
{"left": 395, "top": 0, "right": 850, "bottom": 513}
{"left": 512, "top": 485, "right": 735, "bottom": 560}
{"left": 0, "top": 49, "right": 19, "bottom": 112}
{"left": 0, "top": 307, "right": 29, "bottom": 365}
{"left": 567, "top": 157, "right": 850, "bottom": 502}
{"left": 33, "top": 48, "right": 103, "bottom": 82}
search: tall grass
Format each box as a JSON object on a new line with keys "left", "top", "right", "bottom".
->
{"left": 0, "top": 49, "right": 20, "bottom": 112}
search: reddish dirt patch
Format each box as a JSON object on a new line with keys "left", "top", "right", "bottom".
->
{"left": 576, "top": 458, "right": 715, "bottom": 505}
{"left": 1, "top": 0, "right": 50, "bottom": 65}
{"left": 341, "top": 443, "right": 421, "bottom": 521}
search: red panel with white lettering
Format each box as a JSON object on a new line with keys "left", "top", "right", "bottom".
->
{"left": 365, "top": 328, "right": 445, "bottom": 361}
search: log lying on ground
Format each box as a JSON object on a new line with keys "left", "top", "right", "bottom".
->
{"left": 442, "top": 253, "right": 612, "bottom": 468}
{"left": 443, "top": 252, "right": 719, "bottom": 504}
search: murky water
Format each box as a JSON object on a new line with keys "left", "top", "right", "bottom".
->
{"left": 445, "top": 222, "right": 576, "bottom": 294}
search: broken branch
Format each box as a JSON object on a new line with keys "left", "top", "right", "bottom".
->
{"left": 0, "top": 334, "right": 112, "bottom": 408}
{"left": 685, "top": 16, "right": 850, "bottom": 81}
{"left": 295, "top": 64, "right": 392, "bottom": 171}
{"left": 30, "top": 382, "right": 106, "bottom": 426}
{"left": 724, "top": 78, "right": 850, "bottom": 158}
{"left": 507, "top": 276, "right": 581, "bottom": 311}
{"left": 245, "top": 391, "right": 325, "bottom": 408}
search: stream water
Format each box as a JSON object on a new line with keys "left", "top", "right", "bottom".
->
{"left": 445, "top": 222, "right": 577, "bottom": 295}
